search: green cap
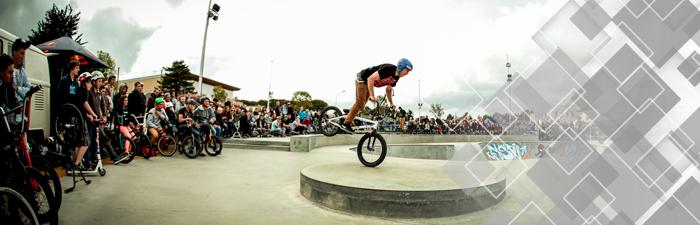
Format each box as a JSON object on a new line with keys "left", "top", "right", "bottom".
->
{"left": 155, "top": 97, "right": 164, "bottom": 104}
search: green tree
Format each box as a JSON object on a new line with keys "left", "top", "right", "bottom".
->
{"left": 158, "top": 60, "right": 195, "bottom": 96}
{"left": 310, "top": 99, "right": 328, "bottom": 110}
{"left": 291, "top": 91, "right": 313, "bottom": 110}
{"left": 95, "top": 50, "right": 116, "bottom": 76}
{"left": 212, "top": 86, "right": 228, "bottom": 102}
{"left": 446, "top": 114, "right": 454, "bottom": 121}
{"left": 29, "top": 4, "right": 85, "bottom": 45}
{"left": 430, "top": 103, "right": 445, "bottom": 119}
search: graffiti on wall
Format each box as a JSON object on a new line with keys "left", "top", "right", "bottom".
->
{"left": 480, "top": 141, "right": 592, "bottom": 161}
{"left": 483, "top": 142, "right": 529, "bottom": 160}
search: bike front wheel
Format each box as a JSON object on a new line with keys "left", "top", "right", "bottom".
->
{"left": 205, "top": 137, "right": 222, "bottom": 156}
{"left": 25, "top": 167, "right": 58, "bottom": 224}
{"left": 182, "top": 136, "right": 201, "bottom": 159}
{"left": 157, "top": 135, "right": 178, "bottom": 157}
{"left": 0, "top": 187, "right": 39, "bottom": 225}
{"left": 356, "top": 132, "right": 387, "bottom": 167}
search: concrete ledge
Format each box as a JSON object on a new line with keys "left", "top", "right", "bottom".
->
{"left": 300, "top": 162, "right": 506, "bottom": 218}
{"left": 291, "top": 134, "right": 538, "bottom": 152}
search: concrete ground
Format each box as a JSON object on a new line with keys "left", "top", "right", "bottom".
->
{"left": 58, "top": 144, "right": 552, "bottom": 225}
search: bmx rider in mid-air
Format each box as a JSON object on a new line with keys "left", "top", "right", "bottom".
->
{"left": 341, "top": 58, "right": 413, "bottom": 133}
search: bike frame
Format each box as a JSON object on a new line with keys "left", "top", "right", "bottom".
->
{"left": 326, "top": 115, "right": 378, "bottom": 134}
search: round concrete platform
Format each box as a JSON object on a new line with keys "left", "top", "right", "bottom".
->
{"left": 349, "top": 144, "right": 456, "bottom": 160}
{"left": 300, "top": 162, "right": 506, "bottom": 218}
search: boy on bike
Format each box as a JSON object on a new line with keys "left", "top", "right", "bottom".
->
{"left": 341, "top": 58, "right": 413, "bottom": 133}
{"left": 193, "top": 97, "right": 216, "bottom": 139}
{"left": 177, "top": 99, "right": 197, "bottom": 137}
{"left": 146, "top": 98, "right": 169, "bottom": 145}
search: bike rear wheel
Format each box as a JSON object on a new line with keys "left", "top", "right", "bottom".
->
{"left": 356, "top": 132, "right": 387, "bottom": 167}
{"left": 320, "top": 106, "right": 342, "bottom": 137}
{"left": 0, "top": 187, "right": 39, "bottom": 225}
{"left": 157, "top": 135, "right": 178, "bottom": 157}
{"left": 135, "top": 133, "right": 152, "bottom": 159}
{"left": 117, "top": 138, "right": 137, "bottom": 164}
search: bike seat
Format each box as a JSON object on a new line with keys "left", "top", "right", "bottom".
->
{"left": 343, "top": 109, "right": 350, "bottom": 114}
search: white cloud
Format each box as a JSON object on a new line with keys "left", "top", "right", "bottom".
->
{"left": 72, "top": 0, "right": 563, "bottom": 115}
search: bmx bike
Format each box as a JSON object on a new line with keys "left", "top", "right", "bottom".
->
{"left": 319, "top": 105, "right": 388, "bottom": 167}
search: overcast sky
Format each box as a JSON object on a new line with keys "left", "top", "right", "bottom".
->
{"left": 1, "top": 0, "right": 565, "bottom": 116}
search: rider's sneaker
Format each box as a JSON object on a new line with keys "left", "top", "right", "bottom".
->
{"left": 75, "top": 163, "right": 87, "bottom": 171}
{"left": 340, "top": 122, "right": 354, "bottom": 134}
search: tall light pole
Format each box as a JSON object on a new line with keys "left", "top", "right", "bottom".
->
{"left": 506, "top": 55, "right": 513, "bottom": 124}
{"left": 335, "top": 90, "right": 346, "bottom": 106}
{"left": 267, "top": 60, "right": 273, "bottom": 113}
{"left": 198, "top": 0, "right": 221, "bottom": 95}
{"left": 418, "top": 79, "right": 423, "bottom": 118}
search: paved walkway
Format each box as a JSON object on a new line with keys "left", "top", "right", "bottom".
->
{"left": 58, "top": 145, "right": 550, "bottom": 225}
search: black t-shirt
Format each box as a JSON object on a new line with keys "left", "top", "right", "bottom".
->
{"left": 358, "top": 64, "right": 400, "bottom": 87}
{"left": 177, "top": 107, "right": 192, "bottom": 126}
{"left": 57, "top": 75, "right": 87, "bottom": 115}
{"left": 399, "top": 109, "right": 406, "bottom": 117}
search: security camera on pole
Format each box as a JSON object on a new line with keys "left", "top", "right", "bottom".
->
{"left": 198, "top": 0, "right": 221, "bottom": 95}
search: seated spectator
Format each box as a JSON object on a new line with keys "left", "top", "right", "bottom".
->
{"left": 239, "top": 109, "right": 251, "bottom": 138}
{"left": 270, "top": 116, "right": 286, "bottom": 136}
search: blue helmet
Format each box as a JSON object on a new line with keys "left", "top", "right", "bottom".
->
{"left": 397, "top": 58, "right": 413, "bottom": 71}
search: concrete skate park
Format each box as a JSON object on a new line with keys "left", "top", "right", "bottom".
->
{"left": 58, "top": 133, "right": 564, "bottom": 224}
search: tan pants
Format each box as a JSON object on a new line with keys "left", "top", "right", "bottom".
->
{"left": 346, "top": 80, "right": 369, "bottom": 125}
{"left": 147, "top": 128, "right": 160, "bottom": 145}
{"left": 399, "top": 117, "right": 406, "bottom": 130}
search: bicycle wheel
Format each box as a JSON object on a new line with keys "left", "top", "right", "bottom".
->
{"left": 182, "top": 136, "right": 200, "bottom": 159}
{"left": 205, "top": 137, "right": 222, "bottom": 156}
{"left": 0, "top": 187, "right": 39, "bottom": 225}
{"left": 54, "top": 104, "right": 85, "bottom": 146}
{"left": 28, "top": 156, "right": 62, "bottom": 211}
{"left": 356, "top": 132, "right": 387, "bottom": 167}
{"left": 320, "top": 106, "right": 342, "bottom": 137}
{"left": 25, "top": 167, "right": 57, "bottom": 224}
{"left": 157, "top": 135, "right": 177, "bottom": 157}
{"left": 120, "top": 138, "right": 137, "bottom": 164}
{"left": 135, "top": 133, "right": 152, "bottom": 159}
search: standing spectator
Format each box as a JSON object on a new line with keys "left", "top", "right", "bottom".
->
{"left": 113, "top": 83, "right": 128, "bottom": 112}
{"left": 87, "top": 71, "right": 116, "bottom": 165}
{"left": 399, "top": 107, "right": 406, "bottom": 131}
{"left": 104, "top": 75, "right": 116, "bottom": 113}
{"left": 146, "top": 91, "right": 160, "bottom": 110}
{"left": 298, "top": 107, "right": 308, "bottom": 121}
{"left": 287, "top": 102, "right": 295, "bottom": 119}
{"left": 56, "top": 61, "right": 93, "bottom": 169}
{"left": 175, "top": 95, "right": 187, "bottom": 112}
{"left": 278, "top": 101, "right": 288, "bottom": 116}
{"left": 128, "top": 81, "right": 146, "bottom": 116}
{"left": 11, "top": 39, "right": 32, "bottom": 103}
